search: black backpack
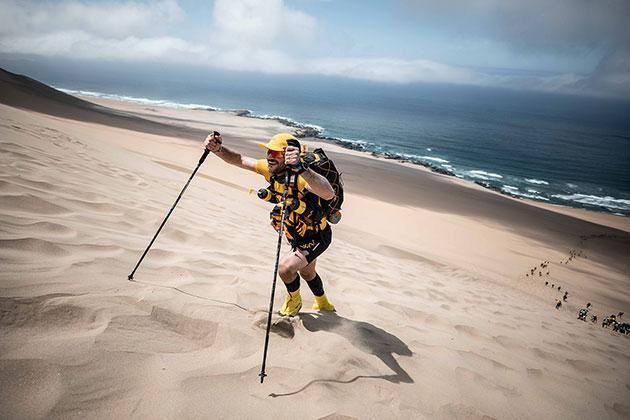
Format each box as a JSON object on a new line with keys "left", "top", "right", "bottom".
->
{"left": 302, "top": 148, "right": 344, "bottom": 223}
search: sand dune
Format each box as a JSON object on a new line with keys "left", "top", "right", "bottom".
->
{"left": 1, "top": 71, "right": 629, "bottom": 419}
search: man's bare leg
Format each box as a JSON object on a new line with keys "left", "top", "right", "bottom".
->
{"left": 277, "top": 250, "right": 309, "bottom": 316}
{"left": 298, "top": 258, "right": 317, "bottom": 281}
{"left": 279, "top": 250, "right": 309, "bottom": 283}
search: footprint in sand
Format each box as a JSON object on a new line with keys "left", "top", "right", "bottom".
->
{"left": 454, "top": 324, "right": 483, "bottom": 338}
{"left": 493, "top": 335, "right": 522, "bottom": 350}
{"left": 436, "top": 402, "right": 497, "bottom": 420}
{"left": 318, "top": 413, "right": 360, "bottom": 420}
{"left": 530, "top": 347, "right": 562, "bottom": 362}
{"left": 456, "top": 350, "right": 513, "bottom": 371}
{"left": 252, "top": 311, "right": 297, "bottom": 338}
{"left": 454, "top": 366, "right": 520, "bottom": 397}
{"left": 97, "top": 306, "right": 217, "bottom": 353}
{"left": 566, "top": 359, "right": 603, "bottom": 374}
{"left": 527, "top": 368, "right": 544, "bottom": 378}
{"left": 605, "top": 403, "right": 630, "bottom": 419}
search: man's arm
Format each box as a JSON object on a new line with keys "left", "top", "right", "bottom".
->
{"left": 205, "top": 133, "right": 257, "bottom": 172}
{"left": 302, "top": 169, "right": 335, "bottom": 201}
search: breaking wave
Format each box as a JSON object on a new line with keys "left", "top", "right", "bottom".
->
{"left": 421, "top": 156, "right": 450, "bottom": 164}
{"left": 57, "top": 88, "right": 220, "bottom": 111}
{"left": 551, "top": 194, "right": 630, "bottom": 211}
{"left": 525, "top": 178, "right": 549, "bottom": 185}
{"left": 469, "top": 170, "right": 504, "bottom": 180}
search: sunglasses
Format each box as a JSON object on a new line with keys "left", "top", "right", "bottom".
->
{"left": 267, "top": 149, "right": 285, "bottom": 159}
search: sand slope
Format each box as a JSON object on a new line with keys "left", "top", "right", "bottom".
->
{"left": 1, "top": 72, "right": 629, "bottom": 419}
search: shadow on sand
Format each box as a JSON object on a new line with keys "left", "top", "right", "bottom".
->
{"left": 270, "top": 312, "right": 413, "bottom": 397}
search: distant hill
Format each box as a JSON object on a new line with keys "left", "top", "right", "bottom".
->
{"left": 0, "top": 68, "right": 205, "bottom": 140}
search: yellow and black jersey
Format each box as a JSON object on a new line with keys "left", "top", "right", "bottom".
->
{"left": 255, "top": 159, "right": 327, "bottom": 243}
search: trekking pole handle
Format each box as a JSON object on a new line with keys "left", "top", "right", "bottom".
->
{"left": 199, "top": 131, "right": 221, "bottom": 165}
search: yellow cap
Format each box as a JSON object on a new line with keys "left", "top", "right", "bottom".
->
{"left": 258, "top": 132, "right": 297, "bottom": 152}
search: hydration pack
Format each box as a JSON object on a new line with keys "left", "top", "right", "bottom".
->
{"left": 302, "top": 148, "right": 344, "bottom": 223}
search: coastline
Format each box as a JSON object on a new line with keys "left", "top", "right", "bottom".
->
{"left": 79, "top": 94, "right": 630, "bottom": 233}
{"left": 59, "top": 87, "right": 630, "bottom": 217}
{"left": 1, "top": 71, "right": 629, "bottom": 419}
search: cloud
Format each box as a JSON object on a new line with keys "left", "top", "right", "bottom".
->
{"left": 0, "top": 0, "right": 315, "bottom": 69}
{"left": 305, "top": 57, "right": 476, "bottom": 84}
{"left": 212, "top": 48, "right": 300, "bottom": 74}
{"left": 397, "top": 0, "right": 630, "bottom": 96}
{"left": 212, "top": 0, "right": 316, "bottom": 49}
{"left": 400, "top": 0, "right": 630, "bottom": 53}
{"left": 0, "top": 31, "right": 203, "bottom": 61}
{"left": 302, "top": 57, "right": 587, "bottom": 95}
{"left": 0, "top": 0, "right": 199, "bottom": 63}
{"left": 579, "top": 48, "right": 630, "bottom": 96}
{"left": 0, "top": 0, "right": 184, "bottom": 37}
{"left": 204, "top": 1, "right": 478, "bottom": 85}
{"left": 0, "top": 0, "right": 626, "bottom": 97}
{"left": 204, "top": 0, "right": 317, "bottom": 74}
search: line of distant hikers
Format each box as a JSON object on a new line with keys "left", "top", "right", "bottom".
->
{"left": 577, "top": 303, "right": 629, "bottom": 335}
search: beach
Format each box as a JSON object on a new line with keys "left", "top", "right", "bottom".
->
{"left": 1, "top": 69, "right": 629, "bottom": 419}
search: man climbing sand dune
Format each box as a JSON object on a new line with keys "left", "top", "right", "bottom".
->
{"left": 205, "top": 132, "right": 337, "bottom": 316}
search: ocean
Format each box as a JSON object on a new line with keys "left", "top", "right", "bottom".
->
{"left": 11, "top": 61, "right": 630, "bottom": 216}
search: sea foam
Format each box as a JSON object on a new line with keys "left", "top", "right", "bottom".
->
{"left": 57, "top": 88, "right": 219, "bottom": 111}
{"left": 421, "top": 156, "right": 450, "bottom": 164}
{"left": 501, "top": 185, "right": 550, "bottom": 201}
{"left": 551, "top": 194, "right": 630, "bottom": 210}
{"left": 525, "top": 178, "right": 549, "bottom": 185}
{"left": 469, "top": 170, "right": 503, "bottom": 180}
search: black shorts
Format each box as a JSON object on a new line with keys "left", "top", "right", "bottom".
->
{"left": 292, "top": 225, "right": 332, "bottom": 264}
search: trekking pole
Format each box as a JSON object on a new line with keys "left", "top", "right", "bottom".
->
{"left": 127, "top": 131, "right": 219, "bottom": 281}
{"left": 259, "top": 171, "right": 291, "bottom": 383}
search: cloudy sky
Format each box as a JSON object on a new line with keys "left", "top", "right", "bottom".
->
{"left": 1, "top": 0, "right": 628, "bottom": 97}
